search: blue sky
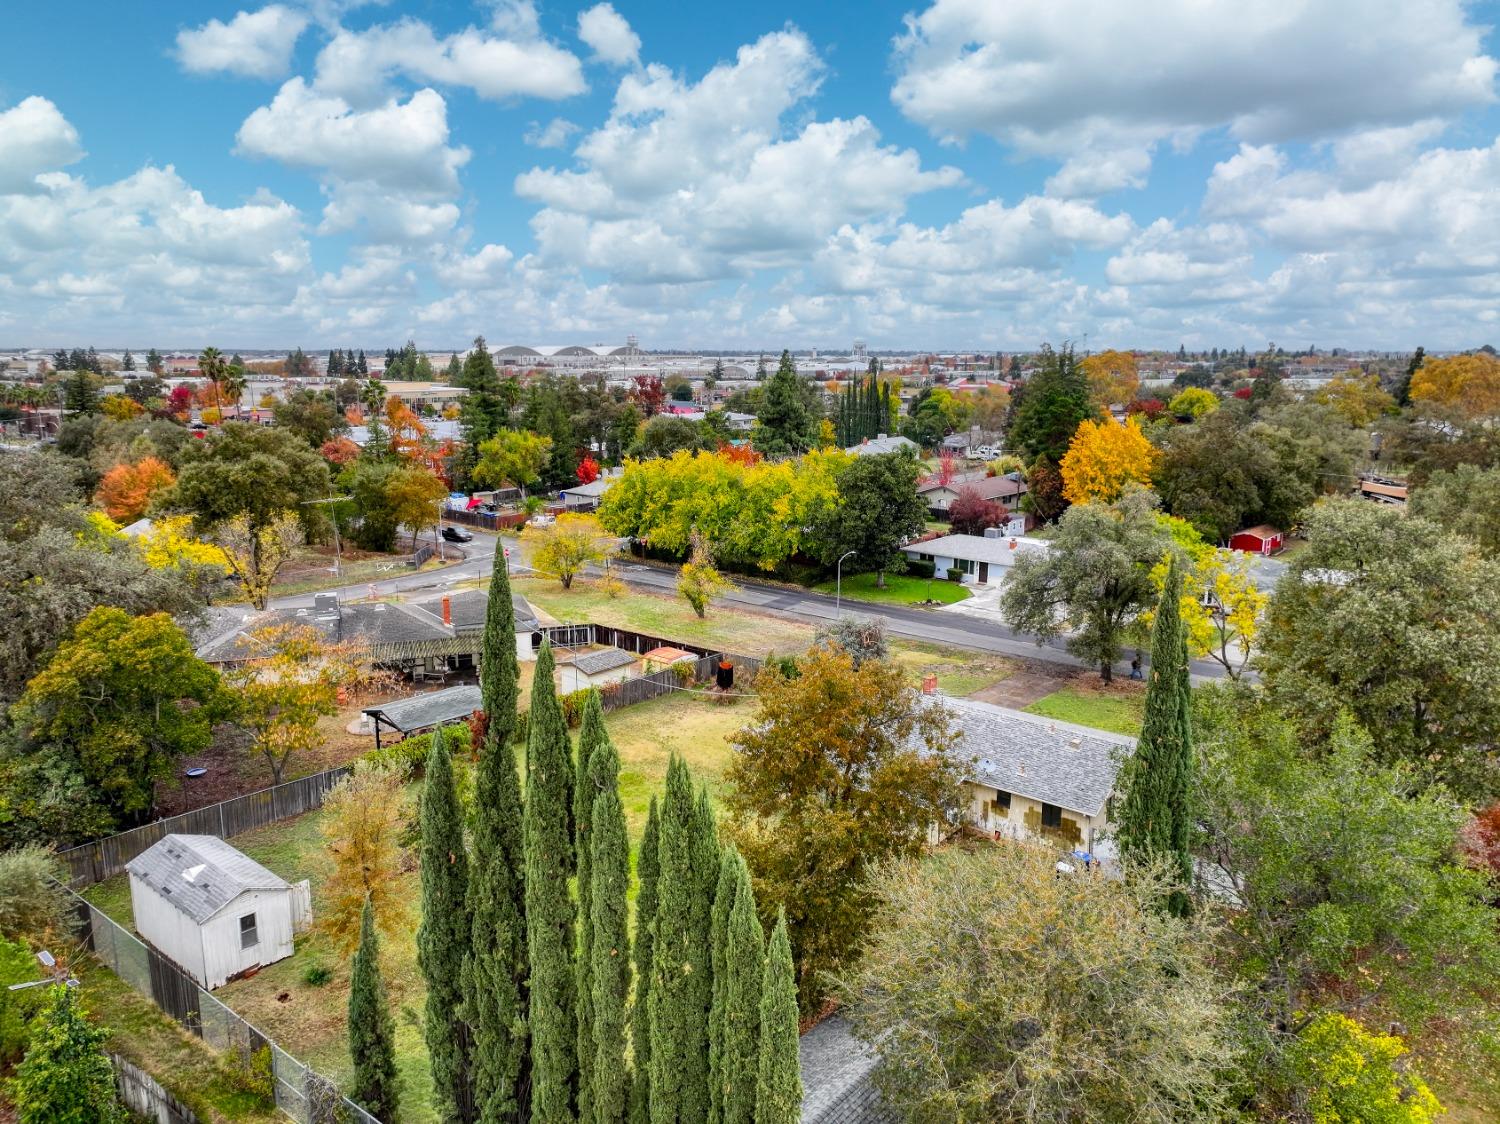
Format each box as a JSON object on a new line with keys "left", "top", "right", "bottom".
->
{"left": 2, "top": 0, "right": 1499, "bottom": 351}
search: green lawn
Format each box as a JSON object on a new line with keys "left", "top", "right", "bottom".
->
{"left": 1023, "top": 684, "right": 1145, "bottom": 736}
{"left": 83, "top": 690, "right": 754, "bottom": 1124}
{"left": 888, "top": 641, "right": 1017, "bottom": 697}
{"left": 809, "top": 571, "right": 970, "bottom": 606}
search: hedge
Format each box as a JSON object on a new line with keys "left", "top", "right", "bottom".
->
{"left": 365, "top": 723, "right": 472, "bottom": 774}
{"left": 906, "top": 559, "right": 936, "bottom": 579}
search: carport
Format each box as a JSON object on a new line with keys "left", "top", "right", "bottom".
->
{"left": 363, "top": 684, "right": 483, "bottom": 750}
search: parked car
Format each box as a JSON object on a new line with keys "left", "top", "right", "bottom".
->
{"left": 972, "top": 444, "right": 1002, "bottom": 460}
{"left": 441, "top": 525, "right": 473, "bottom": 543}
{"left": 529, "top": 513, "right": 556, "bottom": 527}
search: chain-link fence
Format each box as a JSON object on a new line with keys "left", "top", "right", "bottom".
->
{"left": 70, "top": 893, "right": 380, "bottom": 1124}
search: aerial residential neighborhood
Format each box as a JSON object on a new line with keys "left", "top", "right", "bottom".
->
{"left": 2, "top": 3, "right": 1499, "bottom": 1124}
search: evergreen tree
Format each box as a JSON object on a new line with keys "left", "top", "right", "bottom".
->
{"left": 1116, "top": 555, "right": 1195, "bottom": 916}
{"left": 121, "top": 349, "right": 135, "bottom": 372}
{"left": 446, "top": 353, "right": 463, "bottom": 382}
{"left": 525, "top": 642, "right": 579, "bottom": 1124}
{"left": 753, "top": 350, "right": 814, "bottom": 457}
{"left": 754, "top": 912, "right": 801, "bottom": 1124}
{"left": 588, "top": 723, "right": 632, "bottom": 1124}
{"left": 7, "top": 985, "right": 122, "bottom": 1124}
{"left": 1006, "top": 343, "right": 1091, "bottom": 464}
{"left": 650, "top": 758, "right": 718, "bottom": 1124}
{"left": 719, "top": 855, "right": 763, "bottom": 1124}
{"left": 1395, "top": 345, "right": 1424, "bottom": 408}
{"left": 145, "top": 347, "right": 163, "bottom": 375}
{"left": 628, "top": 797, "right": 660, "bottom": 1124}
{"left": 62, "top": 370, "right": 97, "bottom": 415}
{"left": 417, "top": 736, "right": 474, "bottom": 1122}
{"left": 357, "top": 349, "right": 369, "bottom": 375}
{"left": 575, "top": 690, "right": 610, "bottom": 1124}
{"left": 707, "top": 849, "right": 737, "bottom": 1124}
{"left": 465, "top": 540, "right": 529, "bottom": 1124}
{"left": 349, "top": 897, "right": 401, "bottom": 1121}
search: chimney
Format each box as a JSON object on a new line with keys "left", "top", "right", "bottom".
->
{"left": 921, "top": 673, "right": 938, "bottom": 695}
{"left": 441, "top": 595, "right": 452, "bottom": 625}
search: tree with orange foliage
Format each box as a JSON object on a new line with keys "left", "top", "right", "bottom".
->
{"left": 320, "top": 436, "right": 361, "bottom": 466}
{"left": 96, "top": 456, "right": 176, "bottom": 522}
{"left": 1060, "top": 415, "right": 1157, "bottom": 505}
{"left": 717, "top": 442, "right": 762, "bottom": 466}
{"left": 1410, "top": 352, "right": 1500, "bottom": 419}
{"left": 1081, "top": 350, "right": 1140, "bottom": 408}
{"left": 385, "top": 395, "right": 428, "bottom": 460}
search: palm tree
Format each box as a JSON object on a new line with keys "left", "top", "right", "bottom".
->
{"left": 198, "top": 347, "right": 227, "bottom": 420}
{"left": 222, "top": 370, "right": 247, "bottom": 420}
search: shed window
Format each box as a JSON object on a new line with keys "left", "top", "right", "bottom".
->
{"left": 993, "top": 790, "right": 1012, "bottom": 811}
{"left": 239, "top": 912, "right": 258, "bottom": 950}
{"left": 1041, "top": 803, "right": 1063, "bottom": 829}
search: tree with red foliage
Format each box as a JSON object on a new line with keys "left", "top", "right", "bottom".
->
{"left": 716, "top": 441, "right": 763, "bottom": 466}
{"left": 166, "top": 385, "right": 194, "bottom": 419}
{"left": 936, "top": 451, "right": 956, "bottom": 485}
{"left": 1460, "top": 804, "right": 1500, "bottom": 883}
{"left": 576, "top": 454, "right": 601, "bottom": 484}
{"left": 948, "top": 485, "right": 1003, "bottom": 536}
{"left": 1232, "top": 387, "right": 1253, "bottom": 400}
{"left": 1128, "top": 398, "right": 1166, "bottom": 419}
{"left": 631, "top": 375, "right": 665, "bottom": 418}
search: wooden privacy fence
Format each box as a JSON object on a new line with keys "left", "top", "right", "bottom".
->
{"left": 70, "top": 892, "right": 381, "bottom": 1124}
{"left": 596, "top": 654, "right": 762, "bottom": 713}
{"left": 58, "top": 767, "right": 352, "bottom": 888}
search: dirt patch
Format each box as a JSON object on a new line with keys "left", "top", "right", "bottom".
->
{"left": 969, "top": 666, "right": 1073, "bottom": 709}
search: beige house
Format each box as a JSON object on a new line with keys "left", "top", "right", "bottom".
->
{"left": 931, "top": 695, "right": 1134, "bottom": 862}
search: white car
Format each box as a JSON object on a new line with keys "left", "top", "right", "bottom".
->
{"left": 972, "top": 444, "right": 1002, "bottom": 460}
{"left": 529, "top": 513, "right": 556, "bottom": 527}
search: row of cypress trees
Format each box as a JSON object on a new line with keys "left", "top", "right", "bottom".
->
{"left": 354, "top": 541, "right": 801, "bottom": 1124}
{"left": 833, "top": 367, "right": 899, "bottom": 447}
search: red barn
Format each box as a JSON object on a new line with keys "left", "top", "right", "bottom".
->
{"left": 1229, "top": 525, "right": 1284, "bottom": 555}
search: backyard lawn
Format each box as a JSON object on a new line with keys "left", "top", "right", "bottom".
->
{"left": 1023, "top": 682, "right": 1145, "bottom": 736}
{"left": 82, "top": 689, "right": 755, "bottom": 1124}
{"left": 809, "top": 571, "right": 969, "bottom": 606}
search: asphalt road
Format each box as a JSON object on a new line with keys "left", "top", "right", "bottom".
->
{"left": 271, "top": 529, "right": 1231, "bottom": 680}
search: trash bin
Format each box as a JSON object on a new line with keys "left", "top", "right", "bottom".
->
{"left": 715, "top": 660, "right": 734, "bottom": 690}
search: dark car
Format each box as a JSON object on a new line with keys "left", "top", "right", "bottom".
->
{"left": 441, "top": 526, "right": 473, "bottom": 543}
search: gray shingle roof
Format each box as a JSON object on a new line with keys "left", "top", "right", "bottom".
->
{"left": 412, "top": 590, "right": 539, "bottom": 633}
{"left": 569, "top": 647, "right": 637, "bottom": 676}
{"left": 901, "top": 533, "right": 1049, "bottom": 566}
{"left": 126, "top": 835, "right": 289, "bottom": 924}
{"left": 364, "top": 684, "right": 483, "bottom": 735}
{"left": 937, "top": 697, "right": 1134, "bottom": 818}
{"left": 196, "top": 599, "right": 455, "bottom": 663}
{"left": 844, "top": 435, "right": 917, "bottom": 457}
{"left": 800, "top": 1017, "right": 895, "bottom": 1124}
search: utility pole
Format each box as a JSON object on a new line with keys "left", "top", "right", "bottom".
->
{"left": 300, "top": 493, "right": 351, "bottom": 576}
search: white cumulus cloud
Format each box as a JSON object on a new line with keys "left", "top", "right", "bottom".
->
{"left": 577, "top": 3, "right": 641, "bottom": 67}
{"left": 0, "top": 97, "right": 84, "bottom": 193}
{"left": 175, "top": 5, "right": 308, "bottom": 80}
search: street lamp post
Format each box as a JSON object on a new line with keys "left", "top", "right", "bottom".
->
{"left": 835, "top": 550, "right": 857, "bottom": 616}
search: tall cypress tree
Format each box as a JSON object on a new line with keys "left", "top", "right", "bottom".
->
{"left": 418, "top": 737, "right": 473, "bottom": 1122}
{"left": 575, "top": 691, "right": 610, "bottom": 1124}
{"left": 707, "top": 850, "right": 738, "bottom": 1124}
{"left": 588, "top": 727, "right": 632, "bottom": 1124}
{"left": 1116, "top": 555, "right": 1195, "bottom": 916}
{"left": 465, "top": 540, "right": 529, "bottom": 1124}
{"left": 649, "top": 758, "right": 717, "bottom": 1124}
{"left": 349, "top": 897, "right": 400, "bottom": 1122}
{"left": 629, "top": 797, "right": 661, "bottom": 1124}
{"left": 720, "top": 855, "right": 763, "bottom": 1124}
{"left": 754, "top": 912, "right": 802, "bottom": 1124}
{"left": 525, "top": 642, "right": 579, "bottom": 1124}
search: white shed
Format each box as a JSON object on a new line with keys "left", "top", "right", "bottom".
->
{"left": 558, "top": 647, "right": 638, "bottom": 694}
{"left": 125, "top": 835, "right": 310, "bottom": 990}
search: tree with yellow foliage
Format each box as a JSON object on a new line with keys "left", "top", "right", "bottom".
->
{"left": 1144, "top": 516, "right": 1266, "bottom": 680}
{"left": 95, "top": 456, "right": 176, "bottom": 522}
{"left": 1166, "top": 387, "right": 1218, "bottom": 419}
{"left": 99, "top": 394, "right": 144, "bottom": 420}
{"left": 677, "top": 528, "right": 733, "bottom": 617}
{"left": 319, "top": 761, "right": 410, "bottom": 953}
{"left": 1060, "top": 415, "right": 1157, "bottom": 505}
{"left": 213, "top": 510, "right": 302, "bottom": 609}
{"left": 1314, "top": 373, "right": 1395, "bottom": 427}
{"left": 1081, "top": 349, "right": 1140, "bottom": 407}
{"left": 1409, "top": 351, "right": 1500, "bottom": 419}
{"left": 523, "top": 512, "right": 610, "bottom": 589}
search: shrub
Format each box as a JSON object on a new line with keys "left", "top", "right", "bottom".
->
{"left": 0, "top": 847, "right": 75, "bottom": 945}
{"left": 221, "top": 1043, "right": 275, "bottom": 1106}
{"left": 905, "top": 558, "right": 936, "bottom": 579}
{"left": 559, "top": 689, "right": 593, "bottom": 728}
{"left": 303, "top": 964, "right": 333, "bottom": 987}
{"left": 944, "top": 568, "right": 965, "bottom": 582}
{"left": 364, "top": 723, "right": 470, "bottom": 775}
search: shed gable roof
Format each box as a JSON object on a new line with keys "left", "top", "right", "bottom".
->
{"left": 126, "top": 834, "right": 288, "bottom": 924}
{"left": 569, "top": 647, "right": 637, "bottom": 675}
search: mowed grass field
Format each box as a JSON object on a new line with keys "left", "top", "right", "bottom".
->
{"left": 809, "top": 571, "right": 970, "bottom": 606}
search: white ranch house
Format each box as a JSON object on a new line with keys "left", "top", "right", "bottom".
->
{"left": 902, "top": 531, "right": 1047, "bottom": 586}
{"left": 126, "top": 835, "right": 310, "bottom": 989}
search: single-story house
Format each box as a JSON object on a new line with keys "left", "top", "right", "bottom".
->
{"left": 412, "top": 589, "right": 542, "bottom": 664}
{"left": 1228, "top": 525, "right": 1284, "bottom": 555}
{"left": 558, "top": 476, "right": 616, "bottom": 510}
{"left": 901, "top": 532, "right": 1049, "bottom": 585}
{"left": 559, "top": 647, "right": 638, "bottom": 694}
{"left": 917, "top": 472, "right": 1028, "bottom": 514}
{"left": 932, "top": 695, "right": 1134, "bottom": 860}
{"left": 845, "top": 434, "right": 918, "bottom": 457}
{"left": 126, "top": 835, "right": 310, "bottom": 990}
